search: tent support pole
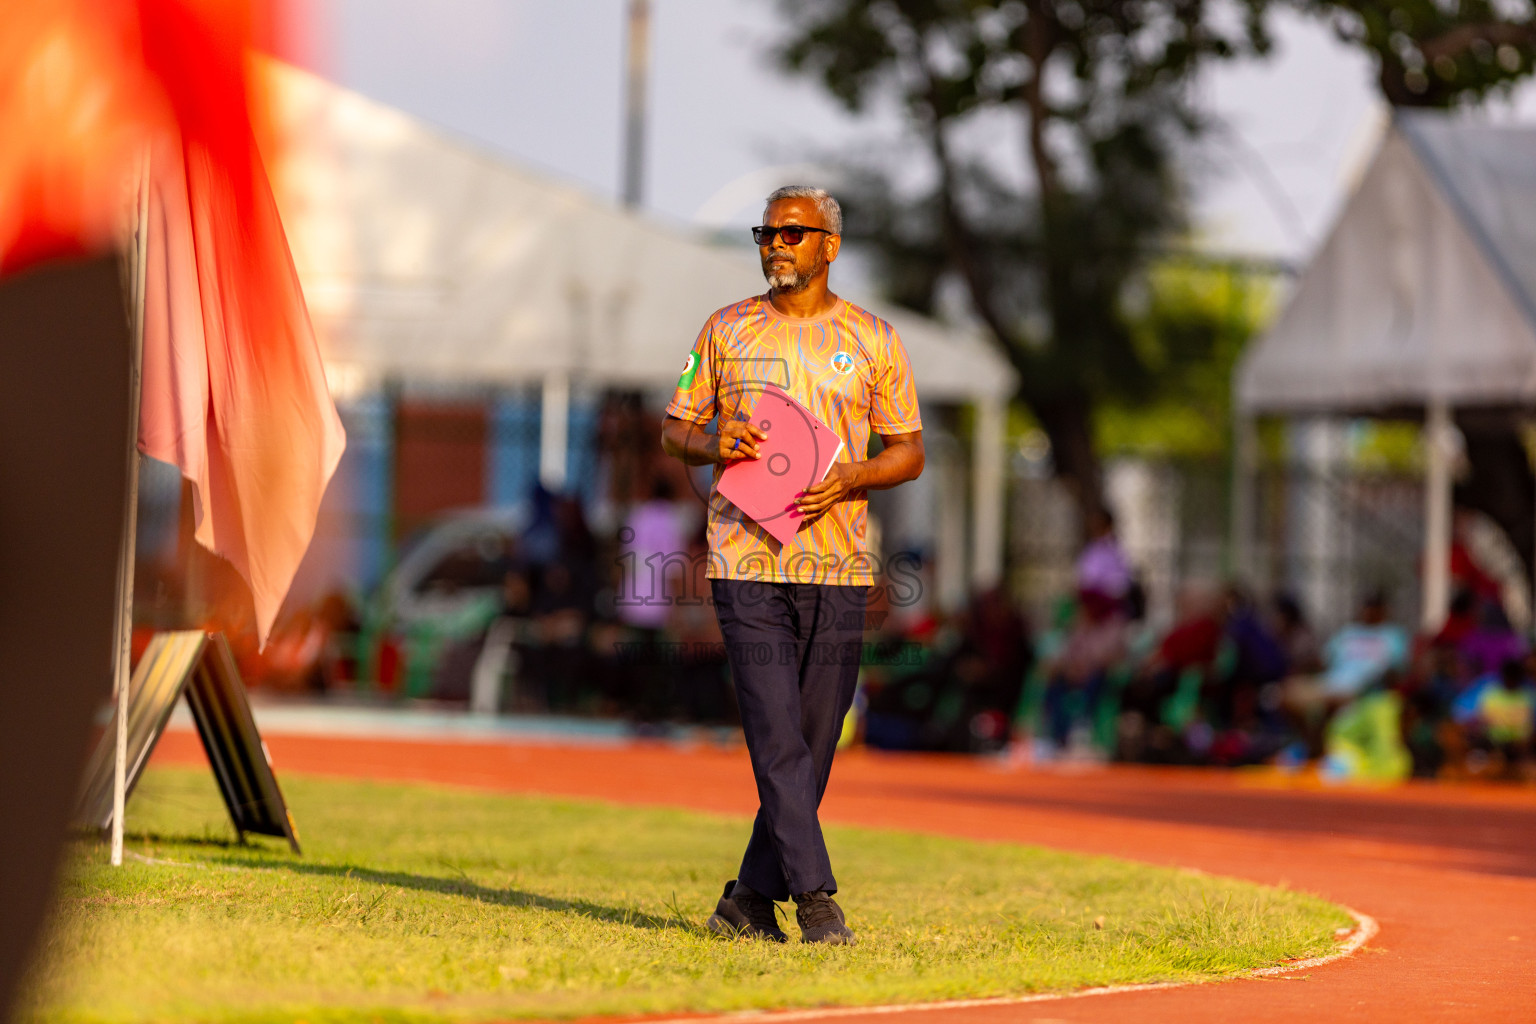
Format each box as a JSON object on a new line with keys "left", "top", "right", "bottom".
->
{"left": 1422, "top": 398, "right": 1453, "bottom": 632}
{"left": 1231, "top": 411, "right": 1257, "bottom": 583}
{"left": 935, "top": 427, "right": 966, "bottom": 614}
{"left": 111, "top": 157, "right": 150, "bottom": 867}
{"left": 970, "top": 396, "right": 1005, "bottom": 591}
{"left": 540, "top": 372, "right": 570, "bottom": 492}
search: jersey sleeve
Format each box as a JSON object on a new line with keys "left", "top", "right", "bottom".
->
{"left": 664, "top": 317, "right": 718, "bottom": 424}
{"left": 870, "top": 321, "right": 923, "bottom": 433}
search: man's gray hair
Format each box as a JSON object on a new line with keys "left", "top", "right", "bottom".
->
{"left": 765, "top": 185, "right": 842, "bottom": 235}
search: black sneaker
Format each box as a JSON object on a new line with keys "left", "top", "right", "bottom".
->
{"left": 705, "top": 880, "right": 787, "bottom": 942}
{"left": 793, "top": 890, "right": 855, "bottom": 945}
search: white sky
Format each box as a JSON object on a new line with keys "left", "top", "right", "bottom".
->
{"left": 309, "top": 0, "right": 1536, "bottom": 265}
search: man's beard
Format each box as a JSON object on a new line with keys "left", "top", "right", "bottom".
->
{"left": 764, "top": 253, "right": 823, "bottom": 293}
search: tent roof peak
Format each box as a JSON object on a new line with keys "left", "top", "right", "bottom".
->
{"left": 1237, "top": 113, "right": 1536, "bottom": 416}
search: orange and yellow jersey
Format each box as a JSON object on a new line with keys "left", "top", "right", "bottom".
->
{"left": 665, "top": 295, "right": 922, "bottom": 586}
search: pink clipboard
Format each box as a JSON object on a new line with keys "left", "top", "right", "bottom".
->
{"left": 716, "top": 384, "right": 846, "bottom": 546}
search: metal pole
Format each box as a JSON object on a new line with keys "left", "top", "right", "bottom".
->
{"left": 1230, "top": 412, "right": 1257, "bottom": 582}
{"left": 111, "top": 157, "right": 150, "bottom": 866}
{"left": 970, "top": 396, "right": 1006, "bottom": 590}
{"left": 540, "top": 372, "right": 570, "bottom": 492}
{"left": 1422, "top": 399, "right": 1454, "bottom": 632}
{"left": 621, "top": 0, "right": 650, "bottom": 208}
{"left": 934, "top": 428, "right": 966, "bottom": 614}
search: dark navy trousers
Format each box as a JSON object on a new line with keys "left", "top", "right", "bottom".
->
{"left": 711, "top": 578, "right": 867, "bottom": 901}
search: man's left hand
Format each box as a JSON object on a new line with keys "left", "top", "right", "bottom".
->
{"left": 795, "top": 462, "right": 861, "bottom": 524}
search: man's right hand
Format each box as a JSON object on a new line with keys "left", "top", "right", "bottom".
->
{"left": 718, "top": 418, "right": 767, "bottom": 464}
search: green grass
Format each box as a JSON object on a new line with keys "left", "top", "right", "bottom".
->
{"left": 26, "top": 767, "right": 1351, "bottom": 1024}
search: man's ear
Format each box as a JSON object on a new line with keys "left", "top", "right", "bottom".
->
{"left": 824, "top": 233, "right": 841, "bottom": 264}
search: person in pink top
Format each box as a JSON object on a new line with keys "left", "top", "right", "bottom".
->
{"left": 660, "top": 187, "right": 925, "bottom": 944}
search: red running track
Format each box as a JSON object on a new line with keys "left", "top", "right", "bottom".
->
{"left": 152, "top": 731, "right": 1536, "bottom": 1023}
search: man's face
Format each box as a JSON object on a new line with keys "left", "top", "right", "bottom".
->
{"left": 759, "top": 197, "right": 838, "bottom": 293}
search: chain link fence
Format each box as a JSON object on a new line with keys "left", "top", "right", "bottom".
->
{"left": 1009, "top": 452, "right": 1477, "bottom": 636}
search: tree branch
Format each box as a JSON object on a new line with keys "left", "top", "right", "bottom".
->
{"left": 897, "top": 32, "right": 1025, "bottom": 361}
{"left": 1418, "top": 21, "right": 1536, "bottom": 62}
{"left": 1019, "top": 0, "right": 1061, "bottom": 199}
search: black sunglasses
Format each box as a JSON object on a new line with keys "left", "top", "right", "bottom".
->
{"left": 752, "top": 224, "right": 833, "bottom": 246}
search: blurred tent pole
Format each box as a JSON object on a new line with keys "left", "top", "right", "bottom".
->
{"left": 1422, "top": 398, "right": 1454, "bottom": 631}
{"left": 540, "top": 372, "right": 570, "bottom": 491}
{"left": 109, "top": 155, "right": 150, "bottom": 869}
{"left": 1230, "top": 412, "right": 1257, "bottom": 582}
{"left": 621, "top": 0, "right": 649, "bottom": 208}
{"left": 970, "top": 395, "right": 1005, "bottom": 590}
{"left": 935, "top": 428, "right": 966, "bottom": 613}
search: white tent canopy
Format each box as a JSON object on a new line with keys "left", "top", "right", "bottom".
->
{"left": 264, "top": 61, "right": 1016, "bottom": 404}
{"left": 1238, "top": 112, "right": 1536, "bottom": 415}
{"left": 1234, "top": 112, "right": 1536, "bottom": 629}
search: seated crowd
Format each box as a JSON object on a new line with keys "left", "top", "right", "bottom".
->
{"left": 1011, "top": 513, "right": 1536, "bottom": 783}
{"left": 246, "top": 487, "right": 1535, "bottom": 783}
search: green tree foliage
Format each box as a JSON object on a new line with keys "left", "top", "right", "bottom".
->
{"left": 772, "top": 0, "right": 1536, "bottom": 548}
{"left": 772, "top": 0, "right": 1270, "bottom": 526}
{"left": 1097, "top": 262, "right": 1275, "bottom": 459}
{"left": 1303, "top": 0, "right": 1536, "bottom": 107}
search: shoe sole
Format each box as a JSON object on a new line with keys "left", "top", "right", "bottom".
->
{"left": 706, "top": 912, "right": 787, "bottom": 942}
{"left": 800, "top": 929, "right": 857, "bottom": 945}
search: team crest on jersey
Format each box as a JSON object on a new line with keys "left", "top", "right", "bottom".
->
{"left": 678, "top": 352, "right": 699, "bottom": 389}
{"left": 831, "top": 351, "right": 854, "bottom": 375}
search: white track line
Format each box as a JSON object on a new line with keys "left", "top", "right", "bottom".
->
{"left": 1249, "top": 905, "right": 1378, "bottom": 976}
{"left": 638, "top": 908, "right": 1378, "bottom": 1024}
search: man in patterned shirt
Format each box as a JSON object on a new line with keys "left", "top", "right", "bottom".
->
{"left": 660, "top": 186, "right": 924, "bottom": 944}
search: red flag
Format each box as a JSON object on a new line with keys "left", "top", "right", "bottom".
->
{"left": 0, "top": 0, "right": 345, "bottom": 646}
{"left": 0, "top": 1, "right": 157, "bottom": 271}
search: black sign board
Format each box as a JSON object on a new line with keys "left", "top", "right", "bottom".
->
{"left": 75, "top": 631, "right": 300, "bottom": 853}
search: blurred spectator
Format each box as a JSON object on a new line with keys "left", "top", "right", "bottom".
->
{"left": 1029, "top": 509, "right": 1132, "bottom": 756}
{"left": 1211, "top": 585, "right": 1291, "bottom": 765}
{"left": 1041, "top": 591, "right": 1125, "bottom": 751}
{"left": 670, "top": 527, "right": 733, "bottom": 724}
{"left": 260, "top": 607, "right": 329, "bottom": 692}
{"left": 1401, "top": 685, "right": 1450, "bottom": 779}
{"left": 1456, "top": 601, "right": 1526, "bottom": 678}
{"left": 1075, "top": 506, "right": 1131, "bottom": 617}
{"left": 951, "top": 587, "right": 1033, "bottom": 750}
{"left": 616, "top": 476, "right": 697, "bottom": 720}
{"left": 1270, "top": 591, "right": 1322, "bottom": 676}
{"left": 1433, "top": 588, "right": 1479, "bottom": 649}
{"left": 518, "top": 484, "right": 561, "bottom": 567}
{"left": 1321, "top": 676, "right": 1412, "bottom": 783}
{"left": 617, "top": 476, "right": 695, "bottom": 631}
{"left": 1223, "top": 585, "right": 1288, "bottom": 687}
{"left": 315, "top": 590, "right": 363, "bottom": 687}
{"left": 1323, "top": 591, "right": 1409, "bottom": 694}
{"left": 1453, "top": 657, "right": 1536, "bottom": 779}
{"left": 465, "top": 555, "right": 537, "bottom": 714}
{"left": 1119, "top": 581, "right": 1225, "bottom": 762}
{"left": 1284, "top": 591, "right": 1408, "bottom": 755}
{"left": 1449, "top": 508, "right": 1504, "bottom": 607}
{"left": 524, "top": 497, "right": 600, "bottom": 711}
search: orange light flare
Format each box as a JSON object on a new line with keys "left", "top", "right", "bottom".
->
{"left": 0, "top": 0, "right": 317, "bottom": 275}
{"left": 0, "top": 1, "right": 156, "bottom": 272}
